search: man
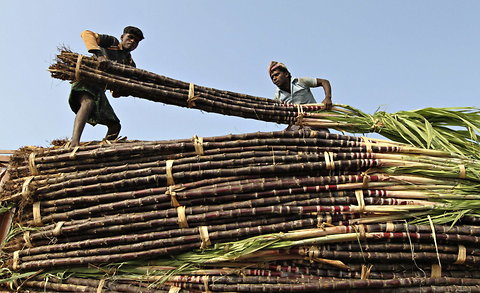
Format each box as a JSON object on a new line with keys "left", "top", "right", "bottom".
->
{"left": 268, "top": 61, "right": 332, "bottom": 131}
{"left": 69, "top": 26, "right": 144, "bottom": 147}
{"left": 268, "top": 61, "right": 332, "bottom": 108}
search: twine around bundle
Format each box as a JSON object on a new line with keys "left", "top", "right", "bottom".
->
{"left": 96, "top": 279, "right": 106, "bottom": 293}
{"left": 361, "top": 137, "right": 373, "bottom": 153}
{"left": 454, "top": 244, "right": 467, "bottom": 265}
{"left": 355, "top": 190, "right": 366, "bottom": 213}
{"left": 32, "top": 202, "right": 42, "bottom": 226}
{"left": 324, "top": 151, "right": 335, "bottom": 170}
{"left": 192, "top": 135, "right": 205, "bottom": 155}
{"left": 21, "top": 176, "right": 34, "bottom": 202}
{"left": 177, "top": 206, "right": 189, "bottom": 228}
{"left": 295, "top": 104, "right": 305, "bottom": 126}
{"left": 166, "top": 160, "right": 175, "bottom": 186}
{"left": 52, "top": 221, "right": 66, "bottom": 236}
{"left": 385, "top": 221, "right": 395, "bottom": 232}
{"left": 360, "top": 264, "right": 373, "bottom": 280}
{"left": 187, "top": 83, "right": 198, "bottom": 108}
{"left": 23, "top": 231, "right": 32, "bottom": 248}
{"left": 199, "top": 226, "right": 211, "bottom": 249}
{"left": 202, "top": 275, "right": 211, "bottom": 293}
{"left": 28, "top": 152, "right": 39, "bottom": 175}
{"left": 166, "top": 186, "right": 181, "bottom": 208}
{"left": 74, "top": 54, "right": 84, "bottom": 82}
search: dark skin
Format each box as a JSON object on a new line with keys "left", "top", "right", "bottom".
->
{"left": 70, "top": 33, "right": 140, "bottom": 147}
{"left": 270, "top": 69, "right": 333, "bottom": 109}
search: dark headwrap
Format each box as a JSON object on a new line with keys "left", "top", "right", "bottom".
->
{"left": 123, "top": 26, "right": 145, "bottom": 40}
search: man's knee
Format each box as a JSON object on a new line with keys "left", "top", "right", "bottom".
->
{"left": 108, "top": 122, "right": 121, "bottom": 133}
{"left": 79, "top": 94, "right": 94, "bottom": 107}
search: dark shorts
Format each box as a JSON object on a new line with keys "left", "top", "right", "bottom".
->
{"left": 69, "top": 82, "right": 120, "bottom": 126}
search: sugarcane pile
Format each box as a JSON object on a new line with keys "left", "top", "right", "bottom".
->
{"left": 1, "top": 130, "right": 480, "bottom": 292}
{"left": 49, "top": 51, "right": 480, "bottom": 159}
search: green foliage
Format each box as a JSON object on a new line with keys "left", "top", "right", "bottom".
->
{"left": 325, "top": 105, "right": 480, "bottom": 158}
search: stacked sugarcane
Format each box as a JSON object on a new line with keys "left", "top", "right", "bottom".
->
{"left": 49, "top": 51, "right": 480, "bottom": 159}
{"left": 1, "top": 130, "right": 479, "bottom": 292}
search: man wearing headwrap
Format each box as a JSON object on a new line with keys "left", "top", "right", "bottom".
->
{"left": 268, "top": 61, "right": 332, "bottom": 108}
{"left": 68, "top": 26, "right": 145, "bottom": 147}
{"left": 268, "top": 61, "right": 332, "bottom": 132}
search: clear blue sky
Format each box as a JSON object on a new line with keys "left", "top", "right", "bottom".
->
{"left": 1, "top": 1, "right": 478, "bottom": 150}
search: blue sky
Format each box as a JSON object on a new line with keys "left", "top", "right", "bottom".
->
{"left": 1, "top": 1, "right": 478, "bottom": 149}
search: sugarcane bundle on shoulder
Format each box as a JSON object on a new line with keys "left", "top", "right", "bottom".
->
{"left": 49, "top": 52, "right": 480, "bottom": 158}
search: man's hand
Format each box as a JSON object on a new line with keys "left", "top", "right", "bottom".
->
{"left": 97, "top": 55, "right": 110, "bottom": 70}
{"left": 321, "top": 96, "right": 333, "bottom": 110}
{"left": 97, "top": 55, "right": 108, "bottom": 62}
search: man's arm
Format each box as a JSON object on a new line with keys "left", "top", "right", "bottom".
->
{"left": 80, "top": 30, "right": 117, "bottom": 57}
{"left": 298, "top": 77, "right": 333, "bottom": 109}
{"left": 316, "top": 78, "right": 332, "bottom": 109}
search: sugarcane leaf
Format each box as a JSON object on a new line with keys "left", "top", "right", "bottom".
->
{"left": 0, "top": 270, "right": 38, "bottom": 284}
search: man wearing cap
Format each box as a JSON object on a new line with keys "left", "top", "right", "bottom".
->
{"left": 68, "top": 26, "right": 144, "bottom": 147}
{"left": 268, "top": 61, "right": 332, "bottom": 108}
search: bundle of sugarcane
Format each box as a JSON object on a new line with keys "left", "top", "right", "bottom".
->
{"left": 1, "top": 130, "right": 480, "bottom": 292}
{"left": 49, "top": 51, "right": 480, "bottom": 158}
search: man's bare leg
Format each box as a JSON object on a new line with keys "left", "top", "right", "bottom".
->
{"left": 105, "top": 122, "right": 121, "bottom": 141}
{"left": 71, "top": 93, "right": 94, "bottom": 147}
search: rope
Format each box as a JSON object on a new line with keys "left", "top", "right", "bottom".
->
{"left": 177, "top": 206, "right": 189, "bottom": 228}
{"left": 369, "top": 117, "right": 384, "bottom": 132}
{"left": 295, "top": 104, "right": 305, "bottom": 126}
{"left": 385, "top": 221, "right": 395, "bottom": 232}
{"left": 32, "top": 202, "right": 42, "bottom": 226}
{"left": 21, "top": 176, "right": 34, "bottom": 201}
{"left": 360, "top": 264, "right": 373, "bottom": 280}
{"left": 166, "top": 160, "right": 175, "bottom": 186}
{"left": 192, "top": 135, "right": 205, "bottom": 155}
{"left": 361, "top": 136, "right": 373, "bottom": 153}
{"left": 28, "top": 152, "right": 39, "bottom": 175}
{"left": 355, "top": 190, "right": 366, "bottom": 213}
{"left": 427, "top": 215, "right": 442, "bottom": 272}
{"left": 454, "top": 244, "right": 467, "bottom": 265}
{"left": 355, "top": 224, "right": 366, "bottom": 240}
{"left": 324, "top": 151, "right": 335, "bottom": 170}
{"left": 430, "top": 263, "right": 442, "bottom": 278}
{"left": 12, "top": 251, "right": 20, "bottom": 270}
{"left": 202, "top": 275, "right": 211, "bottom": 293}
{"left": 166, "top": 186, "right": 181, "bottom": 208}
{"left": 23, "top": 231, "right": 32, "bottom": 248}
{"left": 75, "top": 54, "right": 83, "bottom": 81}
{"left": 361, "top": 172, "right": 370, "bottom": 189}
{"left": 96, "top": 279, "right": 105, "bottom": 293}
{"left": 187, "top": 83, "right": 198, "bottom": 108}
{"left": 52, "top": 221, "right": 66, "bottom": 236}
{"left": 69, "top": 146, "right": 79, "bottom": 159}
{"left": 199, "top": 226, "right": 211, "bottom": 249}
{"left": 404, "top": 220, "right": 426, "bottom": 276}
